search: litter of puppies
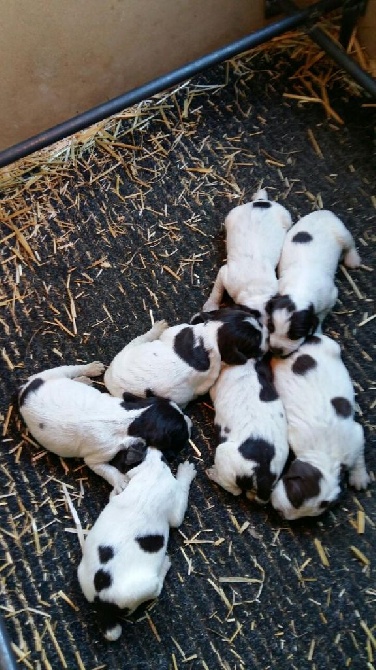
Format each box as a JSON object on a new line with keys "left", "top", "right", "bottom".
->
{"left": 16, "top": 187, "right": 370, "bottom": 640}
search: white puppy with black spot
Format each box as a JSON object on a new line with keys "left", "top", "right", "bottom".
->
{"left": 104, "top": 310, "right": 268, "bottom": 407}
{"left": 207, "top": 356, "right": 289, "bottom": 503}
{"left": 19, "top": 363, "right": 191, "bottom": 495}
{"left": 270, "top": 334, "right": 369, "bottom": 520}
{"left": 77, "top": 448, "right": 196, "bottom": 641}
{"left": 202, "top": 188, "right": 292, "bottom": 318}
{"left": 267, "top": 210, "right": 361, "bottom": 358}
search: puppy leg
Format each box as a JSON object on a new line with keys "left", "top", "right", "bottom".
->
{"left": 124, "top": 321, "right": 169, "bottom": 348}
{"left": 340, "top": 228, "right": 361, "bottom": 268}
{"left": 203, "top": 265, "right": 227, "bottom": 312}
{"left": 86, "top": 438, "right": 146, "bottom": 495}
{"left": 168, "top": 461, "right": 196, "bottom": 527}
{"left": 28, "top": 362, "right": 105, "bottom": 383}
{"left": 348, "top": 437, "right": 370, "bottom": 491}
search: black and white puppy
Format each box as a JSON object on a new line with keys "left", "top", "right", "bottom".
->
{"left": 270, "top": 335, "right": 369, "bottom": 520}
{"left": 266, "top": 210, "right": 361, "bottom": 358}
{"left": 202, "top": 188, "right": 292, "bottom": 319}
{"left": 77, "top": 448, "right": 196, "bottom": 641}
{"left": 18, "top": 363, "right": 191, "bottom": 495}
{"left": 207, "top": 355, "right": 289, "bottom": 503}
{"left": 104, "top": 310, "right": 268, "bottom": 407}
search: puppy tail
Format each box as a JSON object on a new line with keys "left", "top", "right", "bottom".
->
{"left": 252, "top": 188, "right": 268, "bottom": 201}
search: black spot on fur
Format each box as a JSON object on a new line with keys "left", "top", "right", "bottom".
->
{"left": 18, "top": 377, "right": 44, "bottom": 407}
{"left": 224, "top": 426, "right": 230, "bottom": 434}
{"left": 252, "top": 200, "right": 271, "bottom": 208}
{"left": 238, "top": 437, "right": 276, "bottom": 501}
{"left": 93, "top": 596, "right": 128, "bottom": 636}
{"left": 292, "top": 231, "right": 313, "bottom": 243}
{"left": 217, "top": 316, "right": 263, "bottom": 365}
{"left": 331, "top": 396, "right": 352, "bottom": 418}
{"left": 98, "top": 546, "right": 114, "bottom": 564}
{"left": 173, "top": 327, "right": 210, "bottom": 371}
{"left": 288, "top": 305, "right": 319, "bottom": 341}
{"left": 255, "top": 356, "right": 278, "bottom": 402}
{"left": 39, "top": 422, "right": 44, "bottom": 429}
{"left": 266, "top": 294, "right": 296, "bottom": 315}
{"left": 305, "top": 335, "right": 321, "bottom": 345}
{"left": 283, "top": 459, "right": 322, "bottom": 508}
{"left": 125, "top": 398, "right": 190, "bottom": 456}
{"left": 136, "top": 534, "right": 164, "bottom": 553}
{"left": 192, "top": 305, "right": 261, "bottom": 325}
{"left": 94, "top": 569, "right": 112, "bottom": 592}
{"left": 292, "top": 354, "right": 317, "bottom": 375}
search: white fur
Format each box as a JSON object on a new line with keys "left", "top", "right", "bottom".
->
{"left": 19, "top": 362, "right": 190, "bottom": 494}
{"left": 203, "top": 188, "right": 292, "bottom": 318}
{"left": 104, "top": 317, "right": 267, "bottom": 407}
{"left": 270, "top": 335, "right": 369, "bottom": 520}
{"left": 207, "top": 359, "right": 289, "bottom": 503}
{"left": 268, "top": 210, "right": 361, "bottom": 357}
{"left": 77, "top": 448, "right": 196, "bottom": 640}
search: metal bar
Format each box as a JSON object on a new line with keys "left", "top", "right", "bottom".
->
{"left": 0, "top": 615, "right": 18, "bottom": 670}
{"left": 0, "top": 0, "right": 343, "bottom": 170}
{"left": 339, "top": 0, "right": 369, "bottom": 48}
{"left": 280, "top": 0, "right": 376, "bottom": 97}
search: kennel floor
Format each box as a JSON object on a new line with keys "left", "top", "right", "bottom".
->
{"left": 0, "top": 46, "right": 375, "bottom": 670}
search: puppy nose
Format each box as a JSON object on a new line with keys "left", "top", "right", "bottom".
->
{"left": 270, "top": 347, "right": 284, "bottom": 357}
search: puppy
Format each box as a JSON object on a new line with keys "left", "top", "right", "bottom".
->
{"left": 18, "top": 363, "right": 191, "bottom": 494}
{"left": 104, "top": 310, "right": 268, "bottom": 407}
{"left": 266, "top": 210, "right": 361, "bottom": 358}
{"left": 77, "top": 448, "right": 196, "bottom": 641}
{"left": 202, "top": 188, "right": 292, "bottom": 318}
{"left": 270, "top": 334, "right": 369, "bottom": 520}
{"left": 207, "top": 356, "right": 289, "bottom": 503}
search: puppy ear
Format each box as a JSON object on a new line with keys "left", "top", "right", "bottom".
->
{"left": 265, "top": 294, "right": 279, "bottom": 316}
{"left": 190, "top": 312, "right": 207, "bottom": 325}
{"left": 125, "top": 439, "right": 148, "bottom": 465}
{"left": 283, "top": 460, "right": 322, "bottom": 508}
{"left": 308, "top": 305, "right": 320, "bottom": 335}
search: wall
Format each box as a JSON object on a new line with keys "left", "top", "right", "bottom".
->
{"left": 0, "top": 0, "right": 264, "bottom": 151}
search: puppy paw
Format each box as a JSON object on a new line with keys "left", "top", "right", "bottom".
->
{"left": 85, "top": 361, "right": 105, "bottom": 377}
{"left": 177, "top": 460, "right": 196, "bottom": 483}
{"left": 151, "top": 320, "right": 169, "bottom": 337}
{"left": 206, "top": 467, "right": 216, "bottom": 482}
{"left": 109, "top": 474, "right": 130, "bottom": 498}
{"left": 349, "top": 468, "right": 370, "bottom": 490}
{"left": 343, "top": 248, "right": 361, "bottom": 269}
{"left": 104, "top": 624, "right": 122, "bottom": 642}
{"left": 73, "top": 376, "right": 94, "bottom": 386}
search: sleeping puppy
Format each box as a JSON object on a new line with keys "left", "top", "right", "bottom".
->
{"left": 202, "top": 188, "right": 292, "bottom": 319}
{"left": 18, "top": 363, "right": 191, "bottom": 495}
{"left": 77, "top": 448, "right": 196, "bottom": 641}
{"left": 207, "top": 355, "right": 289, "bottom": 503}
{"left": 266, "top": 210, "right": 361, "bottom": 358}
{"left": 104, "top": 310, "right": 268, "bottom": 407}
{"left": 270, "top": 334, "right": 369, "bottom": 520}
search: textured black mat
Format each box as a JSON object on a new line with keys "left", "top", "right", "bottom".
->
{"left": 1, "top": 48, "right": 375, "bottom": 670}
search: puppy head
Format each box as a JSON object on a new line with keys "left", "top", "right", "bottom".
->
{"left": 109, "top": 438, "right": 148, "bottom": 474}
{"left": 266, "top": 294, "right": 319, "bottom": 358}
{"left": 122, "top": 394, "right": 192, "bottom": 458}
{"left": 271, "top": 458, "right": 342, "bottom": 520}
{"left": 191, "top": 305, "right": 268, "bottom": 364}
